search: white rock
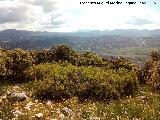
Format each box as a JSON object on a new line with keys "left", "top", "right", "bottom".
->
{"left": 12, "top": 109, "right": 23, "bottom": 118}
{"left": 7, "top": 92, "right": 27, "bottom": 102}
{"left": 46, "top": 100, "right": 52, "bottom": 106}
{"left": 61, "top": 107, "right": 72, "bottom": 116}
{"left": 24, "top": 102, "right": 35, "bottom": 110}
{"left": 138, "top": 96, "right": 148, "bottom": 101}
{"left": 90, "top": 117, "right": 100, "bottom": 120}
{"left": 35, "top": 113, "right": 44, "bottom": 118}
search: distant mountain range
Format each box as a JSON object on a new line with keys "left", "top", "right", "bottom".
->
{"left": 76, "top": 29, "right": 160, "bottom": 37}
{"left": 0, "top": 29, "right": 160, "bottom": 50}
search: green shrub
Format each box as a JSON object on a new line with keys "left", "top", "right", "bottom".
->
{"left": 140, "top": 50, "right": 160, "bottom": 89}
{"left": 140, "top": 60, "right": 154, "bottom": 84}
{"left": 0, "top": 49, "right": 6, "bottom": 80}
{"left": 110, "top": 57, "right": 135, "bottom": 71}
{"left": 146, "top": 61, "right": 160, "bottom": 90}
{"left": 33, "top": 45, "right": 108, "bottom": 67}
{"left": 150, "top": 50, "right": 160, "bottom": 61}
{"left": 33, "top": 78, "right": 71, "bottom": 101}
{"left": 47, "top": 44, "right": 77, "bottom": 62}
{"left": 3, "top": 48, "right": 34, "bottom": 83}
{"left": 32, "top": 49, "right": 49, "bottom": 64}
{"left": 25, "top": 63, "right": 138, "bottom": 102}
{"left": 77, "top": 52, "right": 105, "bottom": 67}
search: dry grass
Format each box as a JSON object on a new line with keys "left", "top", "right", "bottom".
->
{"left": 0, "top": 84, "right": 160, "bottom": 120}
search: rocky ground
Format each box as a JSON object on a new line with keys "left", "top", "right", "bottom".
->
{"left": 0, "top": 83, "right": 160, "bottom": 120}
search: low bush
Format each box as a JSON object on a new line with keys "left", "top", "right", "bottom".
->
{"left": 140, "top": 50, "right": 160, "bottom": 90}
{"left": 0, "top": 49, "right": 6, "bottom": 80}
{"left": 143, "top": 60, "right": 160, "bottom": 90}
{"left": 2, "top": 48, "right": 35, "bottom": 83}
{"left": 33, "top": 45, "right": 109, "bottom": 67}
{"left": 109, "top": 57, "right": 135, "bottom": 71}
{"left": 25, "top": 63, "right": 138, "bottom": 102}
{"left": 47, "top": 44, "right": 77, "bottom": 63}
{"left": 76, "top": 52, "right": 105, "bottom": 67}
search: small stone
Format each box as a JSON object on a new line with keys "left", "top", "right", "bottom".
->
{"left": 138, "top": 96, "right": 148, "bottom": 101}
{"left": 35, "top": 113, "right": 44, "bottom": 118}
{"left": 61, "top": 107, "right": 72, "bottom": 116}
{"left": 13, "top": 85, "right": 20, "bottom": 90}
{"left": 24, "top": 102, "right": 35, "bottom": 110}
{"left": 46, "top": 100, "right": 52, "bottom": 106}
{"left": 7, "top": 92, "right": 27, "bottom": 103}
{"left": 12, "top": 109, "right": 23, "bottom": 118}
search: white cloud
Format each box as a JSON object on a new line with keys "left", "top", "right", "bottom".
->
{"left": 21, "top": 0, "right": 57, "bottom": 13}
{"left": 127, "top": 17, "right": 153, "bottom": 26}
{"left": 0, "top": 0, "right": 160, "bottom": 31}
{"left": 0, "top": 5, "right": 29, "bottom": 24}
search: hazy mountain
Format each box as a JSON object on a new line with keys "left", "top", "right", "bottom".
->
{"left": 74, "top": 29, "right": 160, "bottom": 37}
{"left": 0, "top": 29, "right": 160, "bottom": 50}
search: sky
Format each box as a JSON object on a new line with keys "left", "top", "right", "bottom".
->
{"left": 0, "top": 0, "right": 160, "bottom": 32}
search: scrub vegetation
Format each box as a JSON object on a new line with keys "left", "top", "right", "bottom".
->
{"left": 0, "top": 45, "right": 160, "bottom": 120}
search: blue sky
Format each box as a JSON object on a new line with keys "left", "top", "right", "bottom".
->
{"left": 0, "top": 0, "right": 160, "bottom": 32}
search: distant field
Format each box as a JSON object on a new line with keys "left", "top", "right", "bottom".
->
{"left": 98, "top": 47, "right": 160, "bottom": 64}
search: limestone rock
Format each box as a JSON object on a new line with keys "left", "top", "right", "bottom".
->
{"left": 7, "top": 92, "right": 27, "bottom": 102}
